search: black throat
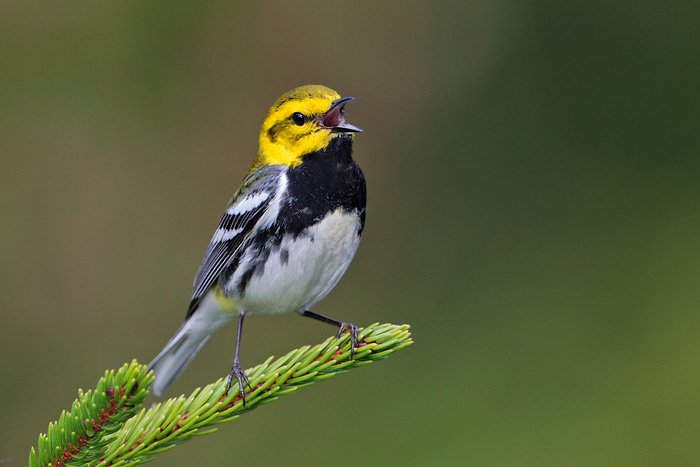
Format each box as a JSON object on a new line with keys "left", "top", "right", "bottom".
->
{"left": 282, "top": 136, "right": 367, "bottom": 235}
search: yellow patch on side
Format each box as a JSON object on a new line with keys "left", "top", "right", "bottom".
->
{"left": 212, "top": 284, "right": 237, "bottom": 312}
{"left": 249, "top": 85, "right": 349, "bottom": 172}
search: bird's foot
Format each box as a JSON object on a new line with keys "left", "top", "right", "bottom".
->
{"left": 226, "top": 360, "right": 251, "bottom": 406}
{"left": 335, "top": 322, "right": 359, "bottom": 360}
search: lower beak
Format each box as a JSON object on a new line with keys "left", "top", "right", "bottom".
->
{"left": 319, "top": 97, "right": 362, "bottom": 133}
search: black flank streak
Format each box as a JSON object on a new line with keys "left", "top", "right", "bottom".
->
{"left": 236, "top": 263, "right": 257, "bottom": 295}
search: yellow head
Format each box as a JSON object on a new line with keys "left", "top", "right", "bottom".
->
{"left": 251, "top": 85, "right": 361, "bottom": 171}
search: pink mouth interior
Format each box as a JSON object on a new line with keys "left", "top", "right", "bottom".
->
{"left": 320, "top": 106, "right": 344, "bottom": 128}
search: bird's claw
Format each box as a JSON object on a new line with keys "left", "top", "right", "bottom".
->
{"left": 226, "top": 360, "right": 251, "bottom": 406}
{"left": 335, "top": 322, "right": 359, "bottom": 360}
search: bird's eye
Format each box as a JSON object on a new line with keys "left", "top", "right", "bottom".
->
{"left": 291, "top": 112, "right": 306, "bottom": 126}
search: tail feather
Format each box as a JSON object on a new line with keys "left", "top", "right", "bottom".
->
{"left": 147, "top": 291, "right": 238, "bottom": 396}
{"left": 147, "top": 326, "right": 211, "bottom": 396}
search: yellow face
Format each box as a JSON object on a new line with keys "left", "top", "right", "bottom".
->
{"left": 251, "top": 85, "right": 355, "bottom": 171}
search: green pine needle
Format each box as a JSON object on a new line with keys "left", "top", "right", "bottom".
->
{"left": 29, "top": 323, "right": 412, "bottom": 467}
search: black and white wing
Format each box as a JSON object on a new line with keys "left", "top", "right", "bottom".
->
{"left": 185, "top": 165, "right": 285, "bottom": 318}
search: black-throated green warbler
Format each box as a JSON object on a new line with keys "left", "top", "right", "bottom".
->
{"left": 147, "top": 85, "right": 366, "bottom": 402}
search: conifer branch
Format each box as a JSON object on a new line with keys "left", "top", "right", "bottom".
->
{"left": 29, "top": 323, "right": 412, "bottom": 467}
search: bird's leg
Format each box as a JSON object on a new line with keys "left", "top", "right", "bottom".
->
{"left": 301, "top": 310, "right": 359, "bottom": 359}
{"left": 226, "top": 310, "right": 251, "bottom": 405}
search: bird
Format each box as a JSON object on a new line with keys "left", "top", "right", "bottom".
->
{"left": 147, "top": 85, "right": 366, "bottom": 403}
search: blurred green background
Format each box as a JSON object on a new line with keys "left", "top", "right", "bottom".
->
{"left": 3, "top": 1, "right": 700, "bottom": 465}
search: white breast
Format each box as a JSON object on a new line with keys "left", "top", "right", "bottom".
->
{"left": 234, "top": 208, "right": 362, "bottom": 314}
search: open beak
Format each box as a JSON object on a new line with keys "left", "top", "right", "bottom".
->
{"left": 319, "top": 97, "right": 362, "bottom": 133}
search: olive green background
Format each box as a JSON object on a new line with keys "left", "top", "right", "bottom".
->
{"left": 2, "top": 2, "right": 700, "bottom": 465}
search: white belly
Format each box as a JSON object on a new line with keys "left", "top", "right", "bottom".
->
{"left": 231, "top": 209, "right": 362, "bottom": 314}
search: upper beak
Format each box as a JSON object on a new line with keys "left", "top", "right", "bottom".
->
{"left": 319, "top": 97, "right": 362, "bottom": 133}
